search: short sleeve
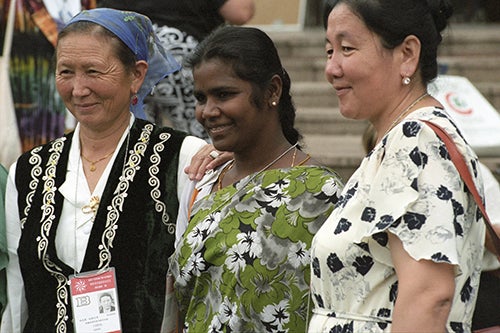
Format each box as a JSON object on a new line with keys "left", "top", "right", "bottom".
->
{"left": 363, "top": 118, "right": 479, "bottom": 267}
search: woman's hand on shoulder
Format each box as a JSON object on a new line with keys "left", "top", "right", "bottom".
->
{"left": 184, "top": 144, "right": 233, "bottom": 181}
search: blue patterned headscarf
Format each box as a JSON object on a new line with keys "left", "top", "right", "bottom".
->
{"left": 64, "top": 8, "right": 181, "bottom": 119}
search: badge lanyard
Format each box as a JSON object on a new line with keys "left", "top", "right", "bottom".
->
{"left": 67, "top": 129, "right": 132, "bottom": 333}
{"left": 69, "top": 268, "right": 122, "bottom": 333}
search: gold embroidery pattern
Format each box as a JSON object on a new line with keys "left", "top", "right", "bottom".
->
{"left": 148, "top": 132, "right": 174, "bottom": 233}
{"left": 20, "top": 146, "right": 44, "bottom": 229}
{"left": 98, "top": 124, "right": 153, "bottom": 269}
{"left": 31, "top": 137, "right": 69, "bottom": 333}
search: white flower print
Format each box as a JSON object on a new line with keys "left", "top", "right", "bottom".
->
{"left": 175, "top": 265, "right": 191, "bottom": 287}
{"left": 206, "top": 297, "right": 241, "bottom": 331}
{"left": 208, "top": 316, "right": 222, "bottom": 333}
{"left": 288, "top": 240, "right": 309, "bottom": 269}
{"left": 237, "top": 231, "right": 262, "bottom": 258}
{"left": 219, "top": 296, "right": 238, "bottom": 324}
{"left": 260, "top": 299, "right": 290, "bottom": 332}
{"left": 173, "top": 166, "right": 343, "bottom": 332}
{"left": 263, "top": 180, "right": 291, "bottom": 208}
{"left": 186, "top": 225, "right": 205, "bottom": 248}
{"left": 199, "top": 212, "right": 220, "bottom": 236}
{"left": 322, "top": 177, "right": 341, "bottom": 196}
{"left": 187, "top": 211, "right": 220, "bottom": 248}
{"left": 225, "top": 242, "right": 247, "bottom": 274}
{"left": 188, "top": 251, "right": 206, "bottom": 277}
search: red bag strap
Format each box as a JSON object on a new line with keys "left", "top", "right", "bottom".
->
{"left": 422, "top": 120, "right": 500, "bottom": 258}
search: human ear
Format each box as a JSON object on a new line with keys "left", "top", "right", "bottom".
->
{"left": 131, "top": 60, "right": 148, "bottom": 94}
{"left": 268, "top": 74, "right": 283, "bottom": 107}
{"left": 399, "top": 35, "right": 421, "bottom": 80}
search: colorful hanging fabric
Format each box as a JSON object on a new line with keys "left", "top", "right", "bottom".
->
{"left": 0, "top": 0, "right": 94, "bottom": 152}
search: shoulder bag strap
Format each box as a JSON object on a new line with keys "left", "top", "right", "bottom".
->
{"left": 422, "top": 120, "right": 500, "bottom": 258}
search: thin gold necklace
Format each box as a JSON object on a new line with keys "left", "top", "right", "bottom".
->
{"left": 81, "top": 150, "right": 115, "bottom": 172}
{"left": 217, "top": 161, "right": 235, "bottom": 191}
{"left": 291, "top": 147, "right": 311, "bottom": 167}
{"left": 217, "top": 143, "right": 298, "bottom": 191}
{"left": 383, "top": 92, "right": 429, "bottom": 138}
{"left": 291, "top": 147, "right": 297, "bottom": 167}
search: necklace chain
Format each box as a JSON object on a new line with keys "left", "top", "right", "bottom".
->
{"left": 384, "top": 92, "right": 429, "bottom": 138}
{"left": 291, "top": 147, "right": 297, "bottom": 167}
{"left": 217, "top": 143, "right": 298, "bottom": 190}
{"left": 81, "top": 150, "right": 115, "bottom": 172}
{"left": 217, "top": 162, "right": 235, "bottom": 190}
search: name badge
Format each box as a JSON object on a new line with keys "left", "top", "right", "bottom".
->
{"left": 69, "top": 268, "right": 122, "bottom": 333}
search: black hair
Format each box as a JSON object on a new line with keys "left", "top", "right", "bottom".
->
{"left": 323, "top": 0, "right": 336, "bottom": 29}
{"left": 186, "top": 25, "right": 302, "bottom": 146}
{"left": 57, "top": 21, "right": 137, "bottom": 72}
{"left": 99, "top": 292, "right": 113, "bottom": 301}
{"left": 322, "top": 0, "right": 453, "bottom": 84}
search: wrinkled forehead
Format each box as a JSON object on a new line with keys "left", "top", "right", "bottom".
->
{"left": 65, "top": 8, "right": 153, "bottom": 61}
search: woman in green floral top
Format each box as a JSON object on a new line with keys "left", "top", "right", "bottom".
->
{"left": 170, "top": 26, "right": 343, "bottom": 332}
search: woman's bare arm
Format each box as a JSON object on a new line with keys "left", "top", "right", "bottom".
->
{"left": 389, "top": 232, "right": 455, "bottom": 332}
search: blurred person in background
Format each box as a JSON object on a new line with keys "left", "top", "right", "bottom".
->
{"left": 0, "top": 0, "right": 95, "bottom": 153}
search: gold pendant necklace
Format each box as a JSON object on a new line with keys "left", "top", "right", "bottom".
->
{"left": 81, "top": 150, "right": 115, "bottom": 172}
{"left": 82, "top": 195, "right": 100, "bottom": 215}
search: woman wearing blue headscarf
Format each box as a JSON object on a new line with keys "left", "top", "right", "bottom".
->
{"left": 1, "top": 8, "right": 209, "bottom": 332}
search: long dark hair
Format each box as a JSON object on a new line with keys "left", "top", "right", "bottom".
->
{"left": 187, "top": 25, "right": 302, "bottom": 146}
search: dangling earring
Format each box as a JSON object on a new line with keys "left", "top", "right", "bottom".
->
{"left": 402, "top": 76, "right": 411, "bottom": 85}
{"left": 131, "top": 94, "right": 138, "bottom": 106}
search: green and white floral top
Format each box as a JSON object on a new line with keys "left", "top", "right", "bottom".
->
{"left": 171, "top": 165, "right": 343, "bottom": 332}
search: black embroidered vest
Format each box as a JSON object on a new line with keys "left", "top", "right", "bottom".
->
{"left": 15, "top": 119, "right": 186, "bottom": 332}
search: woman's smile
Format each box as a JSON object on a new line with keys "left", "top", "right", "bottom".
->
{"left": 207, "top": 123, "right": 234, "bottom": 136}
